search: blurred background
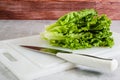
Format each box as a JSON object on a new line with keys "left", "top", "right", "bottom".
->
{"left": 0, "top": 0, "right": 120, "bottom": 20}
{"left": 0, "top": 1, "right": 120, "bottom": 80}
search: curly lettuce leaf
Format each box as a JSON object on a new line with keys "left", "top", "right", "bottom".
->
{"left": 41, "top": 9, "right": 114, "bottom": 49}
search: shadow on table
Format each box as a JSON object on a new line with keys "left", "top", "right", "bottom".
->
{"left": 71, "top": 67, "right": 102, "bottom": 77}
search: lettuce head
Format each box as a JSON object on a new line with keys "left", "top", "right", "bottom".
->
{"left": 41, "top": 9, "right": 114, "bottom": 49}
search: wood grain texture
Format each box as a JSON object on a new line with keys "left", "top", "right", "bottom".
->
{"left": 0, "top": 0, "right": 120, "bottom": 20}
{"left": 96, "top": 2, "right": 120, "bottom": 20}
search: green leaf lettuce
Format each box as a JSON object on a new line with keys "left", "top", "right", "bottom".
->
{"left": 41, "top": 9, "right": 114, "bottom": 49}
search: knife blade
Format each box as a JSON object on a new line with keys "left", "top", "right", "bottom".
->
{"left": 20, "top": 45, "right": 118, "bottom": 72}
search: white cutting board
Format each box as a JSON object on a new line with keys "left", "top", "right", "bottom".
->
{"left": 0, "top": 36, "right": 74, "bottom": 80}
{"left": 0, "top": 32, "right": 120, "bottom": 80}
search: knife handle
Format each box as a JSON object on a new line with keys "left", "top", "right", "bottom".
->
{"left": 56, "top": 53, "right": 118, "bottom": 72}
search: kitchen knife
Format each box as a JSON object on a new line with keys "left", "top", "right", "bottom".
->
{"left": 20, "top": 45, "right": 118, "bottom": 72}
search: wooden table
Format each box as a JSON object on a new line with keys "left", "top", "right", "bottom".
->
{"left": 0, "top": 0, "right": 120, "bottom": 20}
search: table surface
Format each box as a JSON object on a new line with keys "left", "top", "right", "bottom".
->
{"left": 0, "top": 20, "right": 120, "bottom": 80}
